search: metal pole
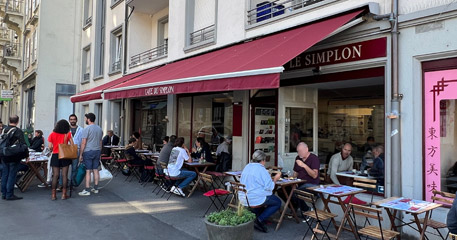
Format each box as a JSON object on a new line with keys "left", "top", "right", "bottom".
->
{"left": 391, "top": 0, "right": 401, "bottom": 198}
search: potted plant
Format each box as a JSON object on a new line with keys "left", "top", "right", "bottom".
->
{"left": 204, "top": 203, "right": 256, "bottom": 240}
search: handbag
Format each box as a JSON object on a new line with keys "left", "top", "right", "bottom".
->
{"left": 74, "top": 163, "right": 87, "bottom": 186}
{"left": 58, "top": 133, "right": 77, "bottom": 160}
{"left": 99, "top": 161, "right": 113, "bottom": 182}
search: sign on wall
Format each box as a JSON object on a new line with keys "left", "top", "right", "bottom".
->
{"left": 0, "top": 90, "right": 13, "bottom": 101}
{"left": 424, "top": 69, "right": 457, "bottom": 201}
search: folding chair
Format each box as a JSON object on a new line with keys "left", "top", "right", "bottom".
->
{"left": 295, "top": 189, "right": 338, "bottom": 240}
{"left": 450, "top": 233, "right": 457, "bottom": 240}
{"left": 416, "top": 190, "right": 456, "bottom": 240}
{"left": 111, "top": 150, "right": 127, "bottom": 176}
{"left": 200, "top": 172, "right": 231, "bottom": 216}
{"left": 205, "top": 171, "right": 225, "bottom": 188}
{"left": 353, "top": 177, "right": 378, "bottom": 204}
{"left": 157, "top": 162, "right": 185, "bottom": 200}
{"left": 152, "top": 161, "right": 169, "bottom": 196}
{"left": 227, "top": 181, "right": 263, "bottom": 214}
{"left": 319, "top": 164, "right": 328, "bottom": 183}
{"left": 346, "top": 203, "right": 399, "bottom": 240}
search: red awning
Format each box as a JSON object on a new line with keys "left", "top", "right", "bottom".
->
{"left": 104, "top": 10, "right": 364, "bottom": 100}
{"left": 70, "top": 68, "right": 155, "bottom": 103}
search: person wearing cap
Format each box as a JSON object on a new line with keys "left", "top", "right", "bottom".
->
{"left": 239, "top": 150, "right": 281, "bottom": 233}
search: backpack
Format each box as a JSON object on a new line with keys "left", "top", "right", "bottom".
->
{"left": 0, "top": 127, "right": 29, "bottom": 162}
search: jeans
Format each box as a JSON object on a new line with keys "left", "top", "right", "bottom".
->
{"left": 253, "top": 195, "right": 282, "bottom": 223}
{"left": 175, "top": 169, "right": 196, "bottom": 189}
{"left": 1, "top": 161, "right": 20, "bottom": 198}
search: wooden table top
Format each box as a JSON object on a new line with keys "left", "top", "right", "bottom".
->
{"left": 372, "top": 197, "right": 442, "bottom": 214}
{"left": 184, "top": 162, "right": 216, "bottom": 167}
{"left": 275, "top": 179, "right": 306, "bottom": 187}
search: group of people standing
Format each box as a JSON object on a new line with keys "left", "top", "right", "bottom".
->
{"left": 0, "top": 112, "right": 104, "bottom": 201}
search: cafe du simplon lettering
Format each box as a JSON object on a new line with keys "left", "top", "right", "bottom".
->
{"left": 285, "top": 38, "right": 387, "bottom": 70}
{"left": 142, "top": 38, "right": 387, "bottom": 96}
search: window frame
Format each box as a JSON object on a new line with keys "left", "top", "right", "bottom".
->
{"left": 184, "top": 0, "right": 218, "bottom": 52}
{"left": 81, "top": 44, "right": 91, "bottom": 84}
{"left": 109, "top": 25, "right": 123, "bottom": 75}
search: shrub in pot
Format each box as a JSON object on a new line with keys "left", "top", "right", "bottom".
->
{"left": 204, "top": 203, "right": 256, "bottom": 240}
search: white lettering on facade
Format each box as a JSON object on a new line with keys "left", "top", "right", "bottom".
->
{"left": 289, "top": 44, "right": 364, "bottom": 69}
{"left": 144, "top": 86, "right": 175, "bottom": 96}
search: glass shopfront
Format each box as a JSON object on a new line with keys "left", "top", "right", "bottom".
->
{"left": 177, "top": 93, "right": 233, "bottom": 152}
{"left": 132, "top": 98, "right": 167, "bottom": 149}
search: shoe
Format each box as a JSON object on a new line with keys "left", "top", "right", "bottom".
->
{"left": 78, "top": 189, "right": 91, "bottom": 196}
{"left": 61, "top": 188, "right": 70, "bottom": 200}
{"left": 56, "top": 186, "right": 62, "bottom": 192}
{"left": 254, "top": 218, "right": 268, "bottom": 233}
{"left": 51, "top": 189, "right": 57, "bottom": 201}
{"left": 37, "top": 183, "right": 47, "bottom": 188}
{"left": 14, "top": 184, "right": 18, "bottom": 189}
{"left": 2, "top": 195, "right": 5, "bottom": 200}
{"left": 6, "top": 195, "right": 23, "bottom": 201}
{"left": 175, "top": 187, "right": 185, "bottom": 197}
{"left": 91, "top": 188, "right": 99, "bottom": 194}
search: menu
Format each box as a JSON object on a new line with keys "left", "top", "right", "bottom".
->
{"left": 379, "top": 197, "right": 437, "bottom": 213}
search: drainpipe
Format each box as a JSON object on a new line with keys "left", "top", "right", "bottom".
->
{"left": 390, "top": 0, "right": 401, "bottom": 198}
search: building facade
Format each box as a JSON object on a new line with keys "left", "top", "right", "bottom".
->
{"left": 71, "top": 0, "right": 457, "bottom": 237}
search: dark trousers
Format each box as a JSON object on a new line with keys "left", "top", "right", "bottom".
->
{"left": 1, "top": 161, "right": 20, "bottom": 198}
{"left": 278, "top": 183, "right": 318, "bottom": 212}
{"left": 251, "top": 195, "right": 282, "bottom": 222}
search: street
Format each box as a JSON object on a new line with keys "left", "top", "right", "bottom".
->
{"left": 0, "top": 175, "right": 356, "bottom": 240}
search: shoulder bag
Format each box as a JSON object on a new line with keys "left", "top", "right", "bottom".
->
{"left": 58, "top": 133, "right": 77, "bottom": 160}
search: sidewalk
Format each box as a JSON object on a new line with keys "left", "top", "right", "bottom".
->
{"left": 0, "top": 174, "right": 356, "bottom": 239}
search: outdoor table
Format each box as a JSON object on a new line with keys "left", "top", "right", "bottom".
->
{"left": 139, "top": 152, "right": 159, "bottom": 157}
{"left": 308, "top": 184, "right": 366, "bottom": 239}
{"left": 135, "top": 149, "right": 150, "bottom": 153}
{"left": 223, "top": 170, "right": 242, "bottom": 182}
{"left": 274, "top": 178, "right": 307, "bottom": 231}
{"left": 184, "top": 162, "right": 216, "bottom": 198}
{"left": 17, "top": 155, "right": 49, "bottom": 192}
{"left": 372, "top": 197, "right": 442, "bottom": 240}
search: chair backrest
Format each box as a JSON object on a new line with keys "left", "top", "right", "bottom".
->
{"left": 431, "top": 190, "right": 456, "bottom": 205}
{"left": 267, "top": 166, "right": 283, "bottom": 171}
{"left": 319, "top": 164, "right": 328, "bottom": 182}
{"left": 228, "top": 181, "right": 250, "bottom": 208}
{"left": 353, "top": 177, "right": 378, "bottom": 191}
{"left": 200, "top": 172, "right": 213, "bottom": 184}
{"left": 294, "top": 189, "right": 316, "bottom": 206}
{"left": 348, "top": 203, "right": 385, "bottom": 238}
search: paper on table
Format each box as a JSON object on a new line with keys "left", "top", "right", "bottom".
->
{"left": 379, "top": 197, "right": 436, "bottom": 213}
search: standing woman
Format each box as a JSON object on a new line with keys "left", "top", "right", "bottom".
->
{"left": 48, "top": 120, "right": 73, "bottom": 200}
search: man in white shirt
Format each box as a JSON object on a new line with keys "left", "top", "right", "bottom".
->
{"left": 327, "top": 143, "right": 353, "bottom": 184}
{"left": 167, "top": 137, "right": 196, "bottom": 197}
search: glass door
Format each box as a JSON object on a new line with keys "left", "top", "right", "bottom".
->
{"left": 285, "top": 107, "right": 314, "bottom": 153}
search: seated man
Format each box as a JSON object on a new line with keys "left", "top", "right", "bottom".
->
{"left": 239, "top": 150, "right": 281, "bottom": 233}
{"left": 447, "top": 193, "right": 457, "bottom": 234}
{"left": 368, "top": 145, "right": 385, "bottom": 185}
{"left": 102, "top": 130, "right": 120, "bottom": 146}
{"left": 167, "top": 137, "right": 196, "bottom": 197}
{"left": 327, "top": 143, "right": 353, "bottom": 185}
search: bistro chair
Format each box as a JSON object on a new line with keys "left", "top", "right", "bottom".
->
{"left": 227, "top": 182, "right": 263, "bottom": 212}
{"left": 450, "top": 232, "right": 457, "bottom": 240}
{"left": 295, "top": 189, "right": 338, "bottom": 240}
{"left": 157, "top": 162, "right": 186, "bottom": 200}
{"left": 200, "top": 172, "right": 231, "bottom": 216}
{"left": 152, "top": 162, "right": 171, "bottom": 197}
{"left": 141, "top": 157, "right": 156, "bottom": 187}
{"left": 111, "top": 150, "right": 128, "bottom": 176}
{"left": 353, "top": 177, "right": 378, "bottom": 204}
{"left": 415, "top": 190, "right": 455, "bottom": 239}
{"left": 319, "top": 164, "right": 329, "bottom": 183}
{"left": 346, "top": 203, "right": 399, "bottom": 240}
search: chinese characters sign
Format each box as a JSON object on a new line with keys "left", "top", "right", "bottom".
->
{"left": 424, "top": 69, "right": 457, "bottom": 201}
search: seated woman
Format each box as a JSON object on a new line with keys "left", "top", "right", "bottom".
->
{"left": 167, "top": 137, "right": 196, "bottom": 197}
{"left": 125, "top": 138, "right": 145, "bottom": 166}
{"left": 29, "top": 130, "right": 44, "bottom": 152}
{"left": 239, "top": 150, "right": 281, "bottom": 233}
{"left": 191, "top": 137, "right": 213, "bottom": 163}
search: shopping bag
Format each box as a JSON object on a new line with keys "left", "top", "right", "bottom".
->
{"left": 99, "top": 161, "right": 113, "bottom": 182}
{"left": 58, "top": 134, "right": 77, "bottom": 160}
{"left": 75, "top": 163, "right": 87, "bottom": 186}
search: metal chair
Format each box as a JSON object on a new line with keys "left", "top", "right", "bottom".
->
{"left": 200, "top": 172, "right": 231, "bottom": 216}
{"left": 295, "top": 189, "right": 338, "bottom": 240}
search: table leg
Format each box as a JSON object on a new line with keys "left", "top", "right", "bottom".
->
{"left": 30, "top": 162, "right": 48, "bottom": 186}
{"left": 319, "top": 193, "right": 339, "bottom": 232}
{"left": 275, "top": 184, "right": 299, "bottom": 231}
{"left": 187, "top": 166, "right": 208, "bottom": 198}
{"left": 336, "top": 195, "right": 359, "bottom": 239}
{"left": 415, "top": 211, "right": 430, "bottom": 240}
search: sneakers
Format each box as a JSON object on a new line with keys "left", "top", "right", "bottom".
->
{"left": 171, "top": 186, "right": 186, "bottom": 197}
{"left": 37, "top": 183, "right": 48, "bottom": 188}
{"left": 91, "top": 188, "right": 99, "bottom": 194}
{"left": 254, "top": 218, "right": 268, "bottom": 233}
{"left": 78, "top": 189, "right": 91, "bottom": 196}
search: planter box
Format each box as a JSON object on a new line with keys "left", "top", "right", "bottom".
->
{"left": 204, "top": 218, "right": 254, "bottom": 240}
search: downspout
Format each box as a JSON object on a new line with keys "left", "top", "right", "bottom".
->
{"left": 390, "top": 0, "right": 401, "bottom": 198}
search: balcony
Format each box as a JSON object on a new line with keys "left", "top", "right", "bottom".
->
{"left": 2, "top": 43, "right": 21, "bottom": 77}
{"left": 111, "top": 60, "right": 121, "bottom": 73}
{"left": 189, "top": 25, "right": 215, "bottom": 46}
{"left": 0, "top": 0, "right": 24, "bottom": 34}
{"left": 129, "top": 42, "right": 168, "bottom": 68}
{"left": 0, "top": 65, "right": 9, "bottom": 83}
{"left": 0, "top": 27, "right": 10, "bottom": 46}
{"left": 83, "top": 72, "right": 90, "bottom": 82}
{"left": 247, "top": 0, "right": 327, "bottom": 26}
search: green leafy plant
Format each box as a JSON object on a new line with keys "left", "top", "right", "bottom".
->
{"left": 206, "top": 202, "right": 256, "bottom": 226}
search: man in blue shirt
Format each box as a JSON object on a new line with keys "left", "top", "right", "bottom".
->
{"left": 447, "top": 193, "right": 457, "bottom": 234}
{"left": 239, "top": 150, "right": 281, "bottom": 233}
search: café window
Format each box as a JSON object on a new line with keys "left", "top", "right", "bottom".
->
{"left": 440, "top": 100, "right": 457, "bottom": 193}
{"left": 178, "top": 93, "right": 233, "bottom": 151}
{"left": 285, "top": 107, "right": 314, "bottom": 153}
{"left": 133, "top": 99, "right": 167, "bottom": 149}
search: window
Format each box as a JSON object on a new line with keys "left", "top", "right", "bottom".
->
{"left": 157, "top": 17, "right": 168, "bottom": 56}
{"left": 83, "top": 0, "right": 93, "bottom": 27}
{"left": 25, "top": 0, "right": 29, "bottom": 20}
{"left": 285, "top": 107, "right": 314, "bottom": 152}
{"left": 32, "top": 30, "right": 37, "bottom": 62}
{"left": 133, "top": 99, "right": 167, "bottom": 148}
{"left": 55, "top": 84, "right": 76, "bottom": 123}
{"left": 81, "top": 45, "right": 91, "bottom": 82}
{"left": 23, "top": 87, "right": 35, "bottom": 128}
{"left": 34, "top": 0, "right": 39, "bottom": 10}
{"left": 111, "top": 0, "right": 122, "bottom": 8}
{"left": 95, "top": 103, "right": 103, "bottom": 127}
{"left": 110, "top": 26, "right": 122, "bottom": 73}
{"left": 24, "top": 38, "right": 30, "bottom": 70}
{"left": 185, "top": 0, "right": 217, "bottom": 48}
{"left": 94, "top": 0, "right": 106, "bottom": 77}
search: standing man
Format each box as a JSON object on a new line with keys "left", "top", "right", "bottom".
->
{"left": 1, "top": 115, "right": 26, "bottom": 200}
{"left": 69, "top": 114, "right": 83, "bottom": 188}
{"left": 78, "top": 113, "right": 103, "bottom": 196}
{"left": 327, "top": 143, "right": 353, "bottom": 185}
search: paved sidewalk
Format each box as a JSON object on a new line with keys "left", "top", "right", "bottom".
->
{"left": 0, "top": 174, "right": 356, "bottom": 240}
